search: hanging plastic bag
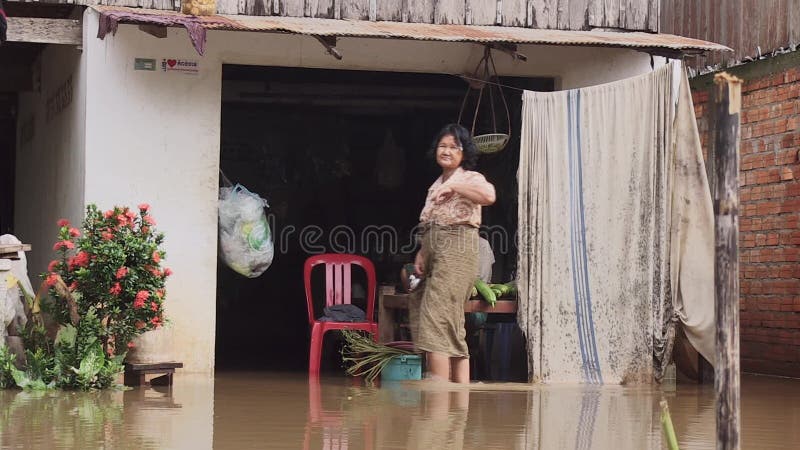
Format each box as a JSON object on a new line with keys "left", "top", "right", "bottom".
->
{"left": 218, "top": 184, "right": 274, "bottom": 278}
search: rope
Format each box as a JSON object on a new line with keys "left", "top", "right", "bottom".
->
{"left": 453, "top": 74, "right": 528, "bottom": 92}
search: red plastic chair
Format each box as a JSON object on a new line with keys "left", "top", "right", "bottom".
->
{"left": 304, "top": 253, "right": 378, "bottom": 374}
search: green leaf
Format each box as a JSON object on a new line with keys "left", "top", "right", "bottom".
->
{"left": 70, "top": 344, "right": 105, "bottom": 390}
{"left": 55, "top": 325, "right": 77, "bottom": 348}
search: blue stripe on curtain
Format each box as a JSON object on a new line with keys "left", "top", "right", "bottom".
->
{"left": 567, "top": 90, "right": 603, "bottom": 384}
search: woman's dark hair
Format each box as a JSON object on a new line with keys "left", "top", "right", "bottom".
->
{"left": 428, "top": 123, "right": 478, "bottom": 170}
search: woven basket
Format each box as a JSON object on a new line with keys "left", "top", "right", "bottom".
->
{"left": 474, "top": 133, "right": 510, "bottom": 154}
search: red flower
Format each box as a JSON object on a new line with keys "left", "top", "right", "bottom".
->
{"left": 47, "top": 260, "right": 59, "bottom": 272}
{"left": 150, "top": 301, "right": 159, "bottom": 312}
{"left": 73, "top": 251, "right": 89, "bottom": 267}
{"left": 102, "top": 231, "right": 113, "bottom": 241}
{"left": 115, "top": 266, "right": 128, "bottom": 280}
{"left": 149, "top": 267, "right": 162, "bottom": 277}
{"left": 135, "top": 320, "right": 146, "bottom": 330}
{"left": 163, "top": 267, "right": 173, "bottom": 277}
{"left": 134, "top": 290, "right": 150, "bottom": 309}
{"left": 109, "top": 282, "right": 122, "bottom": 296}
{"left": 68, "top": 251, "right": 90, "bottom": 270}
{"left": 125, "top": 210, "right": 136, "bottom": 221}
{"left": 116, "top": 214, "right": 128, "bottom": 227}
{"left": 53, "top": 240, "right": 75, "bottom": 251}
{"left": 151, "top": 316, "right": 162, "bottom": 328}
{"left": 156, "top": 289, "right": 165, "bottom": 299}
{"left": 68, "top": 227, "right": 81, "bottom": 237}
{"left": 69, "top": 281, "right": 79, "bottom": 291}
{"left": 57, "top": 219, "right": 70, "bottom": 227}
{"left": 141, "top": 226, "right": 150, "bottom": 234}
{"left": 127, "top": 342, "right": 136, "bottom": 349}
{"left": 103, "top": 210, "right": 114, "bottom": 219}
{"left": 138, "top": 203, "right": 150, "bottom": 212}
{"left": 144, "top": 215, "right": 156, "bottom": 226}
{"left": 152, "top": 251, "right": 161, "bottom": 264}
{"left": 44, "top": 273, "right": 59, "bottom": 287}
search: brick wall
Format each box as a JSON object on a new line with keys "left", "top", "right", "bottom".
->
{"left": 692, "top": 66, "right": 800, "bottom": 378}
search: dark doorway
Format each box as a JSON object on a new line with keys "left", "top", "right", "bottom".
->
{"left": 216, "top": 65, "right": 553, "bottom": 372}
{"left": 0, "top": 93, "right": 16, "bottom": 235}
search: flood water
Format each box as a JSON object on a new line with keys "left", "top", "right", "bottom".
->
{"left": 1, "top": 372, "right": 798, "bottom": 449}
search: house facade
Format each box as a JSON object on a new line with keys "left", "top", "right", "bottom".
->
{"left": 2, "top": 0, "right": 724, "bottom": 373}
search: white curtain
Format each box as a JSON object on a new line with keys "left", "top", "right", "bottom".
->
{"left": 517, "top": 61, "right": 715, "bottom": 384}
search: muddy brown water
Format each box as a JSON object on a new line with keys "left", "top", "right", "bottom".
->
{"left": 1, "top": 373, "right": 798, "bottom": 449}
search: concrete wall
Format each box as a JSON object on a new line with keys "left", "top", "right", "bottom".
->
{"left": 83, "top": 11, "right": 222, "bottom": 374}
{"left": 15, "top": 44, "right": 86, "bottom": 278}
{"left": 82, "top": 8, "right": 662, "bottom": 372}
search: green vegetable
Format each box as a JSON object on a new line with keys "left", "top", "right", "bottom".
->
{"left": 489, "top": 284, "right": 511, "bottom": 297}
{"left": 504, "top": 281, "right": 518, "bottom": 297}
{"left": 474, "top": 279, "right": 496, "bottom": 307}
{"left": 660, "top": 400, "right": 680, "bottom": 450}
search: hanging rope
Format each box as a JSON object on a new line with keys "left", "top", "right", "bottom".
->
{"left": 453, "top": 73, "right": 527, "bottom": 92}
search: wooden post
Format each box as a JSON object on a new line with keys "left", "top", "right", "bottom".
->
{"left": 712, "top": 72, "right": 743, "bottom": 450}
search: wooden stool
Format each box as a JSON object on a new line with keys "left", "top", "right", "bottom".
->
{"left": 124, "top": 362, "right": 183, "bottom": 387}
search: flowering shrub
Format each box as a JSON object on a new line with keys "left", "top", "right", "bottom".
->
{"left": 44, "top": 204, "right": 171, "bottom": 355}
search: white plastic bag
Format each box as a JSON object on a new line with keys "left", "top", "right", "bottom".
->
{"left": 218, "top": 184, "right": 274, "bottom": 278}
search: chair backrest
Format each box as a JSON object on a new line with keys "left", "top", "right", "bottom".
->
{"left": 303, "top": 253, "right": 376, "bottom": 325}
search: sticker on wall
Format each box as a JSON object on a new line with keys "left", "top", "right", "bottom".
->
{"left": 161, "top": 58, "right": 199, "bottom": 75}
{"left": 135, "top": 58, "right": 157, "bottom": 71}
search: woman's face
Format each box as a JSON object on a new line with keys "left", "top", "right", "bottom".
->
{"left": 436, "top": 134, "right": 463, "bottom": 170}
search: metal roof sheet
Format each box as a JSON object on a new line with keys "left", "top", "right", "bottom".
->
{"left": 93, "top": 6, "right": 731, "bottom": 55}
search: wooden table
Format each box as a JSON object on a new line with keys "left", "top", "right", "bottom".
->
{"left": 124, "top": 362, "right": 183, "bottom": 387}
{"left": 0, "top": 243, "right": 31, "bottom": 260}
{"left": 377, "top": 291, "right": 517, "bottom": 343}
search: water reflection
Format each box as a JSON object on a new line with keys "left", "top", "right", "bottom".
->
{"left": 1, "top": 373, "right": 799, "bottom": 449}
{"left": 0, "top": 374, "right": 214, "bottom": 450}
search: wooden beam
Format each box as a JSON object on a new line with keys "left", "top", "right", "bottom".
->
{"left": 6, "top": 17, "right": 82, "bottom": 46}
{"left": 313, "top": 35, "right": 342, "bottom": 60}
{"left": 489, "top": 43, "right": 528, "bottom": 61}
{"left": 0, "top": 244, "right": 32, "bottom": 260}
{"left": 138, "top": 24, "right": 168, "bottom": 39}
{"left": 712, "top": 72, "right": 742, "bottom": 450}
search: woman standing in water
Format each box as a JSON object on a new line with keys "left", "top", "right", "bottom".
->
{"left": 411, "top": 124, "right": 496, "bottom": 383}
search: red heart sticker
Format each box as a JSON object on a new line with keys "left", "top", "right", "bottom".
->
{"left": 167, "top": 59, "right": 177, "bottom": 67}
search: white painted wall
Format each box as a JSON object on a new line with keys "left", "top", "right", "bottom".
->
{"left": 83, "top": 10, "right": 221, "bottom": 374}
{"left": 15, "top": 44, "right": 86, "bottom": 278}
{"left": 82, "top": 8, "right": 663, "bottom": 372}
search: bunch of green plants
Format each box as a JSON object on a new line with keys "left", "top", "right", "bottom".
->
{"left": 1, "top": 203, "right": 169, "bottom": 391}
{"left": 2, "top": 308, "right": 124, "bottom": 391}
{"left": 0, "top": 344, "right": 17, "bottom": 389}
{"left": 340, "top": 331, "right": 417, "bottom": 385}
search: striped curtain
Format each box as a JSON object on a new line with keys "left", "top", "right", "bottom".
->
{"left": 517, "top": 61, "right": 715, "bottom": 384}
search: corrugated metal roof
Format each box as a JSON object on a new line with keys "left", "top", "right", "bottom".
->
{"left": 93, "top": 5, "right": 730, "bottom": 55}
